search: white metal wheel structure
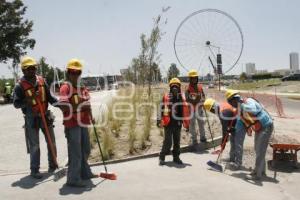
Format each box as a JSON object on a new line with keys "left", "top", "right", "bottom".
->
{"left": 174, "top": 9, "right": 244, "bottom": 75}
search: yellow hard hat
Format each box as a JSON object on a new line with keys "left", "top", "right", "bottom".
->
{"left": 203, "top": 98, "right": 216, "bottom": 112}
{"left": 21, "top": 56, "right": 37, "bottom": 69}
{"left": 67, "top": 59, "right": 83, "bottom": 71}
{"left": 225, "top": 89, "right": 239, "bottom": 100}
{"left": 188, "top": 69, "right": 198, "bottom": 77}
{"left": 169, "top": 77, "right": 181, "bottom": 86}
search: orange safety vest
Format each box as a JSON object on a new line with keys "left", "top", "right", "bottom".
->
{"left": 240, "top": 98, "right": 262, "bottom": 132}
{"left": 186, "top": 84, "right": 204, "bottom": 111}
{"left": 19, "top": 76, "right": 48, "bottom": 114}
{"left": 161, "top": 93, "right": 190, "bottom": 128}
{"left": 62, "top": 83, "right": 91, "bottom": 126}
{"left": 220, "top": 102, "right": 237, "bottom": 115}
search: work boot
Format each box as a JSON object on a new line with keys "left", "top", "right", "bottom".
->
{"left": 249, "top": 170, "right": 266, "bottom": 176}
{"left": 173, "top": 157, "right": 183, "bottom": 165}
{"left": 228, "top": 162, "right": 241, "bottom": 171}
{"left": 245, "top": 174, "right": 261, "bottom": 181}
{"left": 200, "top": 137, "right": 207, "bottom": 143}
{"left": 30, "top": 170, "right": 43, "bottom": 179}
{"left": 83, "top": 173, "right": 99, "bottom": 180}
{"left": 159, "top": 154, "right": 165, "bottom": 166}
{"left": 66, "top": 181, "right": 86, "bottom": 188}
{"left": 48, "top": 167, "right": 57, "bottom": 173}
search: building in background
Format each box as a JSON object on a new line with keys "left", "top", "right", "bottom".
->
{"left": 255, "top": 69, "right": 268, "bottom": 74}
{"left": 245, "top": 63, "right": 256, "bottom": 75}
{"left": 290, "top": 52, "right": 299, "bottom": 73}
{"left": 273, "top": 69, "right": 290, "bottom": 76}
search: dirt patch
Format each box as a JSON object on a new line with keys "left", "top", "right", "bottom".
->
{"left": 89, "top": 86, "right": 222, "bottom": 162}
{"left": 270, "top": 135, "right": 300, "bottom": 145}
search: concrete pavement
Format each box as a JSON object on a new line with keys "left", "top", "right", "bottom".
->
{"left": 1, "top": 150, "right": 299, "bottom": 200}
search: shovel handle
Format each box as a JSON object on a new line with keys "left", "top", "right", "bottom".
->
{"left": 36, "top": 99, "right": 58, "bottom": 168}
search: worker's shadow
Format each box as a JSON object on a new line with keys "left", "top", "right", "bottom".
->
{"left": 11, "top": 173, "right": 52, "bottom": 189}
{"left": 230, "top": 172, "right": 279, "bottom": 186}
{"left": 191, "top": 149, "right": 210, "bottom": 155}
{"left": 59, "top": 179, "right": 105, "bottom": 195}
{"left": 164, "top": 161, "right": 192, "bottom": 169}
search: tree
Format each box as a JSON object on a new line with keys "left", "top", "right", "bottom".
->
{"left": 167, "top": 63, "right": 180, "bottom": 81}
{"left": 38, "top": 57, "right": 64, "bottom": 85}
{"left": 240, "top": 72, "right": 247, "bottom": 82}
{"left": 124, "top": 8, "right": 168, "bottom": 93}
{"left": 0, "top": 0, "right": 36, "bottom": 80}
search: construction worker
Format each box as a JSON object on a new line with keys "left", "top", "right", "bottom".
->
{"left": 203, "top": 98, "right": 237, "bottom": 162}
{"left": 226, "top": 89, "right": 274, "bottom": 179}
{"left": 3, "top": 82, "right": 12, "bottom": 103}
{"left": 157, "top": 78, "right": 189, "bottom": 165}
{"left": 185, "top": 69, "right": 207, "bottom": 150}
{"left": 59, "top": 59, "right": 96, "bottom": 187}
{"left": 13, "top": 56, "right": 58, "bottom": 179}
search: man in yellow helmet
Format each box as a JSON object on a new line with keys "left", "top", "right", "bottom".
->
{"left": 13, "top": 56, "right": 58, "bottom": 179}
{"left": 185, "top": 69, "right": 207, "bottom": 150}
{"left": 3, "top": 82, "right": 13, "bottom": 103}
{"left": 157, "top": 78, "right": 189, "bottom": 165}
{"left": 226, "top": 89, "right": 273, "bottom": 178}
{"left": 203, "top": 98, "right": 237, "bottom": 162}
{"left": 58, "top": 59, "right": 96, "bottom": 187}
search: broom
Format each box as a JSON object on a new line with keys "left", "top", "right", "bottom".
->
{"left": 207, "top": 119, "right": 235, "bottom": 172}
{"left": 207, "top": 132, "right": 230, "bottom": 172}
{"left": 90, "top": 113, "right": 117, "bottom": 180}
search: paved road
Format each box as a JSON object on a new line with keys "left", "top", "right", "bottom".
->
{"left": 1, "top": 151, "right": 299, "bottom": 200}
{"left": 0, "top": 90, "right": 115, "bottom": 174}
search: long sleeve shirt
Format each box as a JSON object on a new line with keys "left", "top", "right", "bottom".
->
{"left": 235, "top": 98, "right": 273, "bottom": 132}
{"left": 13, "top": 76, "right": 58, "bottom": 128}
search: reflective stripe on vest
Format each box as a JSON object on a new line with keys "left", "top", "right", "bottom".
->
{"left": 161, "top": 93, "right": 190, "bottom": 128}
{"left": 187, "top": 84, "right": 204, "bottom": 110}
{"left": 20, "top": 76, "right": 48, "bottom": 113}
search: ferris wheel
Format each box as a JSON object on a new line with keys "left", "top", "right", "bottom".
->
{"left": 174, "top": 9, "right": 244, "bottom": 75}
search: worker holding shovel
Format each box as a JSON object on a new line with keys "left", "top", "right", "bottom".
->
{"left": 13, "top": 56, "right": 58, "bottom": 179}
{"left": 157, "top": 78, "right": 190, "bottom": 165}
{"left": 58, "top": 59, "right": 97, "bottom": 187}
{"left": 226, "top": 89, "right": 273, "bottom": 180}
{"left": 185, "top": 70, "right": 207, "bottom": 151}
{"left": 203, "top": 98, "right": 237, "bottom": 163}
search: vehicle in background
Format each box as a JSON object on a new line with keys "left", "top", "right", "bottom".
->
{"left": 281, "top": 73, "right": 300, "bottom": 81}
{"left": 208, "top": 83, "right": 215, "bottom": 88}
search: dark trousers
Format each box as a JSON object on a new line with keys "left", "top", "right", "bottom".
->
{"left": 65, "top": 126, "right": 93, "bottom": 184}
{"left": 27, "top": 125, "right": 57, "bottom": 172}
{"left": 160, "top": 125, "right": 181, "bottom": 159}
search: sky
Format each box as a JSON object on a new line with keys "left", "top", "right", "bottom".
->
{"left": 1, "top": 0, "right": 300, "bottom": 78}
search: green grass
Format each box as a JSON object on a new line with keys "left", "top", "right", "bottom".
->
{"left": 287, "top": 96, "right": 300, "bottom": 101}
{"left": 229, "top": 79, "right": 281, "bottom": 90}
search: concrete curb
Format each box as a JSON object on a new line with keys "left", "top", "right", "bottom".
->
{"left": 0, "top": 136, "right": 222, "bottom": 176}
{"left": 89, "top": 136, "right": 222, "bottom": 167}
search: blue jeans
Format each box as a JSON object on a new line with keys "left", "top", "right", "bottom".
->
{"left": 254, "top": 123, "right": 273, "bottom": 177}
{"left": 26, "top": 120, "right": 57, "bottom": 172}
{"left": 234, "top": 125, "right": 246, "bottom": 166}
{"left": 65, "top": 126, "right": 93, "bottom": 184}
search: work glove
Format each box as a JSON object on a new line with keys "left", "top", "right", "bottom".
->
{"left": 156, "top": 120, "right": 161, "bottom": 128}
{"left": 227, "top": 127, "right": 235, "bottom": 133}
